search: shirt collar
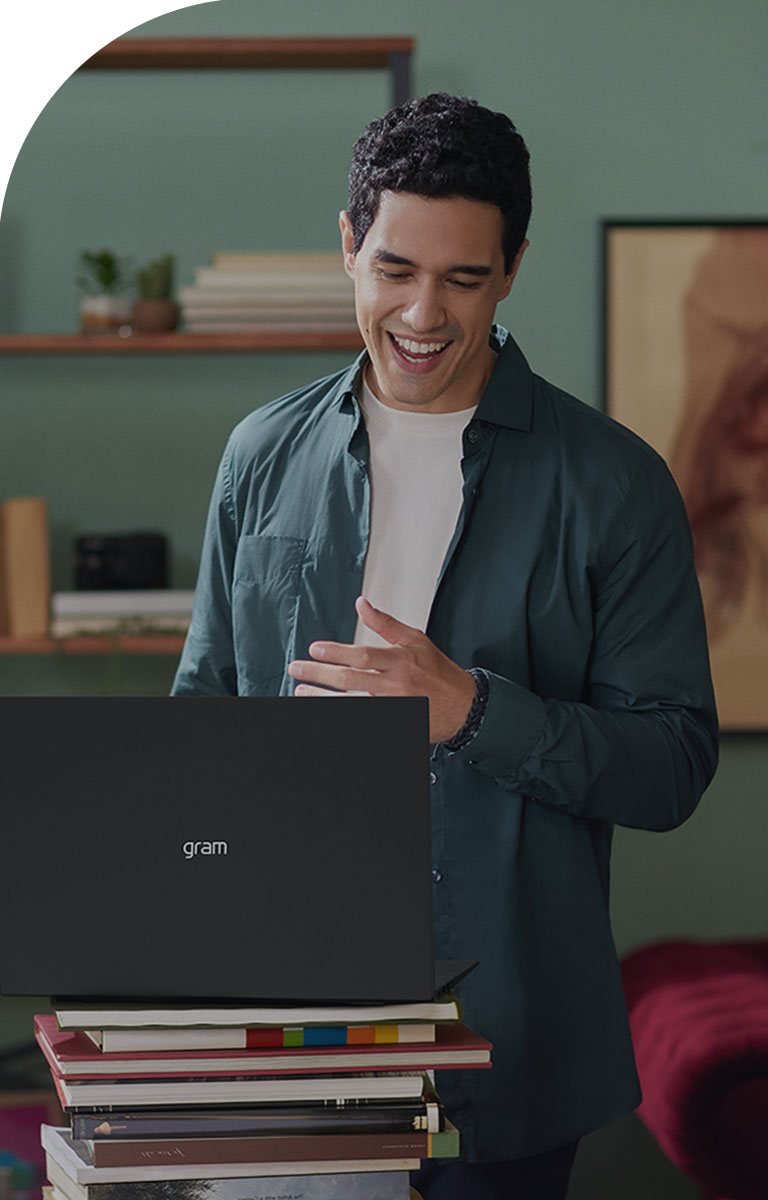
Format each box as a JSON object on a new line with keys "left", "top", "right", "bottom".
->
{"left": 335, "top": 324, "right": 533, "bottom": 432}
{"left": 476, "top": 325, "right": 534, "bottom": 431}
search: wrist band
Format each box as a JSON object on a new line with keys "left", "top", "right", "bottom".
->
{"left": 442, "top": 667, "right": 489, "bottom": 751}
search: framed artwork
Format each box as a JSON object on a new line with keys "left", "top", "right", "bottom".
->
{"left": 603, "top": 221, "right": 768, "bottom": 731}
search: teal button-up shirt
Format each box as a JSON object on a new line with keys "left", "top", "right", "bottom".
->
{"left": 173, "top": 326, "right": 718, "bottom": 1161}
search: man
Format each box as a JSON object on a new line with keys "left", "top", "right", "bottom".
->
{"left": 173, "top": 94, "right": 718, "bottom": 1198}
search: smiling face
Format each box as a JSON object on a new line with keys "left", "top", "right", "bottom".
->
{"left": 340, "top": 191, "right": 527, "bottom": 413}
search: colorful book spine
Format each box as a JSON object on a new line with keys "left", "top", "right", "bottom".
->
{"left": 89, "top": 1022, "right": 435, "bottom": 1053}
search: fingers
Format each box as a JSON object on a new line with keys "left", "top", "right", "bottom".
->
{"left": 306, "top": 640, "right": 393, "bottom": 669}
{"left": 288, "top": 658, "right": 389, "bottom": 695}
{"left": 355, "top": 596, "right": 421, "bottom": 646}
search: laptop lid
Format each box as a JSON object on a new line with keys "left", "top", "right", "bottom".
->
{"left": 0, "top": 696, "right": 440, "bottom": 1003}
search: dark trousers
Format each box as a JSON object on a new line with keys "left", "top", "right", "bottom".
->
{"left": 410, "top": 1140, "right": 579, "bottom": 1199}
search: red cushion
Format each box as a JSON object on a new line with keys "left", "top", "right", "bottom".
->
{"left": 621, "top": 940, "right": 768, "bottom": 1200}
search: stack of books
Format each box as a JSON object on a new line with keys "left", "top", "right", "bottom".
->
{"left": 179, "top": 253, "right": 357, "bottom": 331}
{"left": 50, "top": 590, "right": 195, "bottom": 639}
{"left": 36, "top": 995, "right": 492, "bottom": 1200}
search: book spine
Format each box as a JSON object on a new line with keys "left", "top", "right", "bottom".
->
{"left": 90, "top": 1129, "right": 435, "bottom": 1167}
{"left": 98, "top": 1022, "right": 434, "bottom": 1052}
{"left": 0, "top": 497, "right": 50, "bottom": 636}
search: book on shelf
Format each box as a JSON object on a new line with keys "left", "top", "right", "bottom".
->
{"left": 182, "top": 307, "right": 356, "bottom": 324}
{"left": 51, "top": 591, "right": 195, "bottom": 617}
{"left": 50, "top": 1070, "right": 427, "bottom": 1111}
{"left": 42, "top": 1125, "right": 419, "bottom": 1187}
{"left": 0, "top": 496, "right": 51, "bottom": 637}
{"left": 35, "top": 1016, "right": 490, "bottom": 1079}
{"left": 191, "top": 273, "right": 353, "bottom": 291}
{"left": 179, "top": 287, "right": 354, "bottom": 305}
{"left": 71, "top": 1091, "right": 444, "bottom": 1140}
{"left": 86, "top": 1121, "right": 459, "bottom": 1167}
{"left": 51, "top": 616, "right": 191, "bottom": 637}
{"left": 211, "top": 252, "right": 347, "bottom": 270}
{"left": 84, "top": 1021, "right": 436, "bottom": 1053}
{"left": 53, "top": 995, "right": 462, "bottom": 1031}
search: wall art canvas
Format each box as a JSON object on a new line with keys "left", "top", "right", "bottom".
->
{"left": 604, "top": 222, "right": 768, "bottom": 730}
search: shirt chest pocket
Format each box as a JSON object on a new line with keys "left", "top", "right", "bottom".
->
{"left": 232, "top": 534, "right": 307, "bottom": 694}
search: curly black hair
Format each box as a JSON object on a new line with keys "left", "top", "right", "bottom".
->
{"left": 347, "top": 93, "right": 532, "bottom": 272}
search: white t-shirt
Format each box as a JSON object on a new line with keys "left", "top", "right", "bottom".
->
{"left": 353, "top": 376, "right": 477, "bottom": 648}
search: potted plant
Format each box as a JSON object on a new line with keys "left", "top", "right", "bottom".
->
{"left": 77, "top": 249, "right": 131, "bottom": 334}
{"left": 131, "top": 253, "right": 180, "bottom": 333}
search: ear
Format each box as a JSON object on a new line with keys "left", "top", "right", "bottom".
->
{"left": 497, "top": 238, "right": 529, "bottom": 301}
{"left": 339, "top": 211, "right": 357, "bottom": 279}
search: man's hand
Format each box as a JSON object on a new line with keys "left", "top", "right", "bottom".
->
{"left": 287, "top": 596, "right": 476, "bottom": 744}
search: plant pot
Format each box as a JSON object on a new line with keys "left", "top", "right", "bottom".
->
{"left": 130, "top": 299, "right": 180, "bottom": 333}
{"left": 79, "top": 294, "right": 132, "bottom": 335}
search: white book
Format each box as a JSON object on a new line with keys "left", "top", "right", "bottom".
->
{"left": 51, "top": 590, "right": 195, "bottom": 617}
{"left": 187, "top": 278, "right": 353, "bottom": 296}
{"left": 50, "top": 615, "right": 190, "bottom": 638}
{"left": 182, "top": 307, "right": 355, "bottom": 323}
{"left": 42, "top": 1127, "right": 417, "bottom": 1185}
{"left": 55, "top": 996, "right": 461, "bottom": 1028}
{"left": 53, "top": 1072, "right": 426, "bottom": 1108}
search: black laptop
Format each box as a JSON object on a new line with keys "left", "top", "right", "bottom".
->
{"left": 0, "top": 696, "right": 472, "bottom": 1003}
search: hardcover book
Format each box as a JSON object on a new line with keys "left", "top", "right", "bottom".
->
{"left": 36, "top": 1016, "right": 490, "bottom": 1079}
{"left": 71, "top": 1092, "right": 443, "bottom": 1141}
{"left": 45, "top": 1154, "right": 410, "bottom": 1200}
{"left": 87, "top": 1122, "right": 459, "bottom": 1167}
{"left": 53, "top": 996, "right": 461, "bottom": 1032}
{"left": 50, "top": 1071, "right": 427, "bottom": 1111}
{"left": 42, "top": 1125, "right": 418, "bottom": 1185}
{"left": 83, "top": 1022, "right": 436, "bottom": 1054}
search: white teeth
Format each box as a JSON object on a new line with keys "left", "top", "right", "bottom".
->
{"left": 392, "top": 334, "right": 448, "bottom": 357}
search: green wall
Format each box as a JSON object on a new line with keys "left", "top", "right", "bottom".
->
{"left": 1, "top": 2, "right": 766, "bottom": 1195}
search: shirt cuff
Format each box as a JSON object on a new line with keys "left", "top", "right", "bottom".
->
{"left": 446, "top": 669, "right": 547, "bottom": 779}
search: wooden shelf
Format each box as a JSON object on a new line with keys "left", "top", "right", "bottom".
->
{"left": 0, "top": 327, "right": 364, "bottom": 354}
{"left": 78, "top": 36, "right": 414, "bottom": 105}
{"left": 0, "top": 635, "right": 185, "bottom": 655}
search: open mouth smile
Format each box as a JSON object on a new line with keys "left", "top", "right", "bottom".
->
{"left": 388, "top": 331, "right": 452, "bottom": 369}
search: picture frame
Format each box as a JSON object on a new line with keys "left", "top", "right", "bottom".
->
{"left": 602, "top": 220, "right": 768, "bottom": 731}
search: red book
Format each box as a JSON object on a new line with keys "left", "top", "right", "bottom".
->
{"left": 35, "top": 1014, "right": 492, "bottom": 1079}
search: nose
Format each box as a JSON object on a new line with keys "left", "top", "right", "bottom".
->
{"left": 400, "top": 279, "right": 445, "bottom": 333}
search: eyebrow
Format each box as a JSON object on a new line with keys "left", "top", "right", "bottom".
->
{"left": 373, "top": 249, "right": 493, "bottom": 277}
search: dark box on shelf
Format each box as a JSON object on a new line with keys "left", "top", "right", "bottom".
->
{"left": 74, "top": 532, "right": 168, "bottom": 590}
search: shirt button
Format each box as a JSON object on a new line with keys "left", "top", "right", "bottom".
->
{"left": 467, "top": 429, "right": 478, "bottom": 444}
{"left": 432, "top": 869, "right": 443, "bottom": 883}
{"left": 429, "top": 771, "right": 437, "bottom": 785}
